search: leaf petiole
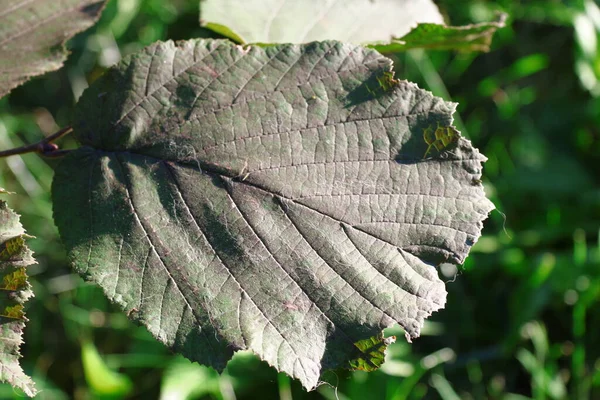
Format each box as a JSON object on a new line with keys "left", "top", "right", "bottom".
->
{"left": 0, "top": 126, "right": 73, "bottom": 158}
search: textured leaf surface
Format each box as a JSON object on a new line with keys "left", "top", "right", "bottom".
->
{"left": 0, "top": 0, "right": 106, "bottom": 97}
{"left": 0, "top": 199, "right": 36, "bottom": 396}
{"left": 53, "top": 39, "right": 494, "bottom": 389}
{"left": 201, "top": 0, "right": 443, "bottom": 44}
{"left": 372, "top": 14, "right": 507, "bottom": 53}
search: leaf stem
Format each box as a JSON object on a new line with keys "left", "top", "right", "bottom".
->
{"left": 0, "top": 126, "right": 73, "bottom": 158}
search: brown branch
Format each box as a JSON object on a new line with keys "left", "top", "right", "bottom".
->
{"left": 0, "top": 126, "right": 73, "bottom": 158}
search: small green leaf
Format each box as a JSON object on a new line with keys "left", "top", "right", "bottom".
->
{"left": 53, "top": 39, "right": 494, "bottom": 390}
{"left": 200, "top": 0, "right": 443, "bottom": 44}
{"left": 0, "top": 199, "right": 36, "bottom": 397}
{"left": 81, "top": 340, "right": 133, "bottom": 397}
{"left": 372, "top": 14, "right": 507, "bottom": 53}
{"left": 202, "top": 22, "right": 246, "bottom": 44}
{"left": 0, "top": 0, "right": 107, "bottom": 98}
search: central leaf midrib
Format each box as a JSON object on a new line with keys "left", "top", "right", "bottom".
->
{"left": 103, "top": 148, "right": 461, "bottom": 264}
{"left": 109, "top": 149, "right": 447, "bottom": 355}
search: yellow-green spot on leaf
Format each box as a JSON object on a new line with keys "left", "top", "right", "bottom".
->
{"left": 363, "top": 70, "right": 399, "bottom": 100}
{"left": 376, "top": 71, "right": 398, "bottom": 92}
{"left": 423, "top": 123, "right": 460, "bottom": 158}
{"left": 0, "top": 201, "right": 36, "bottom": 395}
{"left": 1, "top": 304, "right": 24, "bottom": 320}
{"left": 0, "top": 236, "right": 24, "bottom": 261}
{"left": 349, "top": 334, "right": 393, "bottom": 371}
{"left": 1, "top": 268, "right": 27, "bottom": 291}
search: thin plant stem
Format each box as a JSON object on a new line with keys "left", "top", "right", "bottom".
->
{"left": 0, "top": 126, "right": 73, "bottom": 158}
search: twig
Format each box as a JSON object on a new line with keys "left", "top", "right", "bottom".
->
{"left": 0, "top": 126, "right": 73, "bottom": 158}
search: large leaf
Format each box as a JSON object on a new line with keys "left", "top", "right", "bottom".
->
{"left": 200, "top": 0, "right": 443, "bottom": 44}
{"left": 0, "top": 198, "right": 36, "bottom": 396}
{"left": 372, "top": 14, "right": 508, "bottom": 53}
{"left": 0, "top": 0, "right": 106, "bottom": 98}
{"left": 52, "top": 39, "right": 494, "bottom": 389}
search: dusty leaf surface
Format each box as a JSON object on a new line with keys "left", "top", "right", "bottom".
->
{"left": 0, "top": 0, "right": 106, "bottom": 97}
{"left": 53, "top": 39, "right": 493, "bottom": 389}
{"left": 0, "top": 199, "right": 36, "bottom": 397}
{"left": 201, "top": 0, "right": 442, "bottom": 44}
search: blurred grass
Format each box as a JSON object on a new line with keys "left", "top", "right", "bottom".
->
{"left": 1, "top": 0, "right": 600, "bottom": 398}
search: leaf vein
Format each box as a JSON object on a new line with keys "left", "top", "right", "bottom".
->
{"left": 221, "top": 180, "right": 384, "bottom": 370}
{"left": 85, "top": 154, "right": 100, "bottom": 274}
{"left": 0, "top": 2, "right": 97, "bottom": 47}
{"left": 110, "top": 42, "right": 224, "bottom": 133}
{"left": 162, "top": 161, "right": 304, "bottom": 365}
{"left": 0, "top": 0, "right": 35, "bottom": 20}
{"left": 113, "top": 154, "right": 220, "bottom": 360}
{"left": 277, "top": 196, "right": 399, "bottom": 329}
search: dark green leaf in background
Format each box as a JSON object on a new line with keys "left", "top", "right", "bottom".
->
{"left": 200, "top": 0, "right": 443, "bottom": 44}
{"left": 0, "top": 197, "right": 36, "bottom": 397}
{"left": 0, "top": 0, "right": 107, "bottom": 98}
{"left": 372, "top": 14, "right": 508, "bottom": 53}
{"left": 52, "top": 39, "right": 493, "bottom": 389}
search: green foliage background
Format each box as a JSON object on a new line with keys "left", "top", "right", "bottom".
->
{"left": 1, "top": 0, "right": 600, "bottom": 398}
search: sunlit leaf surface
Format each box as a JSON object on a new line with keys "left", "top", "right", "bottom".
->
{"left": 201, "top": 0, "right": 442, "bottom": 44}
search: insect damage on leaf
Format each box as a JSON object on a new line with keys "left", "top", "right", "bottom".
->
{"left": 423, "top": 123, "right": 460, "bottom": 158}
